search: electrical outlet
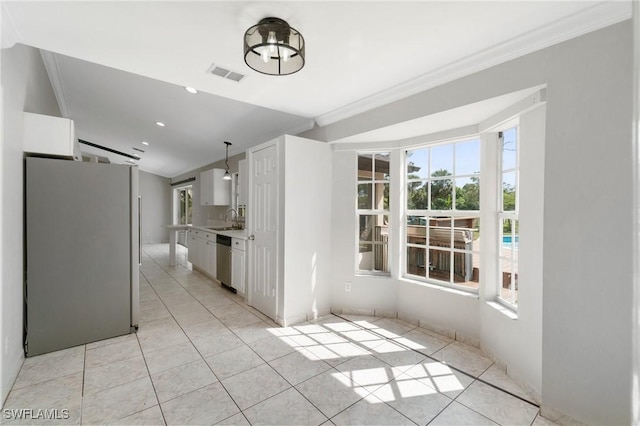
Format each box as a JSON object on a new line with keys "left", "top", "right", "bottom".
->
{"left": 345, "top": 281, "right": 351, "bottom": 292}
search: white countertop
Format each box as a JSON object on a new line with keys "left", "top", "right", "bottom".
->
{"left": 166, "top": 224, "right": 248, "bottom": 240}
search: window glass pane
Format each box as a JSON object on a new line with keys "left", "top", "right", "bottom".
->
{"left": 429, "top": 218, "right": 452, "bottom": 249}
{"left": 359, "top": 215, "right": 389, "bottom": 241}
{"left": 430, "top": 144, "right": 453, "bottom": 176}
{"left": 500, "top": 219, "right": 519, "bottom": 256}
{"left": 359, "top": 215, "right": 374, "bottom": 242}
{"left": 430, "top": 179, "right": 453, "bottom": 210}
{"left": 407, "top": 216, "right": 427, "bottom": 244}
{"left": 502, "top": 128, "right": 517, "bottom": 171}
{"left": 455, "top": 139, "right": 481, "bottom": 176}
{"left": 407, "top": 149, "right": 429, "bottom": 180}
{"left": 453, "top": 251, "right": 475, "bottom": 286}
{"left": 407, "top": 246, "right": 426, "bottom": 277}
{"left": 374, "top": 153, "right": 391, "bottom": 181}
{"left": 186, "top": 188, "right": 193, "bottom": 224}
{"left": 500, "top": 260, "right": 518, "bottom": 304}
{"left": 179, "top": 189, "right": 186, "bottom": 225}
{"left": 372, "top": 182, "right": 390, "bottom": 210}
{"left": 407, "top": 183, "right": 428, "bottom": 210}
{"left": 358, "top": 183, "right": 372, "bottom": 209}
{"left": 502, "top": 171, "right": 517, "bottom": 211}
{"left": 358, "top": 153, "right": 373, "bottom": 180}
{"left": 358, "top": 214, "right": 389, "bottom": 273}
{"left": 428, "top": 248, "right": 451, "bottom": 282}
{"left": 455, "top": 177, "right": 480, "bottom": 211}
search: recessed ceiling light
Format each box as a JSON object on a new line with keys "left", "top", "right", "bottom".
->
{"left": 141, "top": 141, "right": 150, "bottom": 146}
{"left": 132, "top": 153, "right": 141, "bottom": 158}
{"left": 155, "top": 121, "right": 165, "bottom": 127}
{"left": 185, "top": 86, "right": 198, "bottom": 94}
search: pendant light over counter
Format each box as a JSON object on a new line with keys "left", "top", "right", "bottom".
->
{"left": 243, "top": 17, "right": 305, "bottom": 76}
{"left": 223, "top": 141, "right": 232, "bottom": 181}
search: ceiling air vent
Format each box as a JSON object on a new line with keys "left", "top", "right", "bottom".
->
{"left": 207, "top": 63, "right": 246, "bottom": 82}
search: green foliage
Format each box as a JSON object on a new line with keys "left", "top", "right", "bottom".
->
{"left": 407, "top": 170, "right": 479, "bottom": 211}
{"left": 503, "top": 182, "right": 516, "bottom": 211}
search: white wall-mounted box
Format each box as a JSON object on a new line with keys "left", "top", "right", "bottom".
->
{"left": 23, "top": 112, "right": 81, "bottom": 161}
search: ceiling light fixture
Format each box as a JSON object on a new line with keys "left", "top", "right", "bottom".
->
{"left": 155, "top": 121, "right": 165, "bottom": 127}
{"left": 185, "top": 86, "right": 198, "bottom": 94}
{"left": 243, "top": 17, "right": 305, "bottom": 76}
{"left": 223, "top": 141, "right": 232, "bottom": 181}
{"left": 141, "top": 141, "right": 150, "bottom": 146}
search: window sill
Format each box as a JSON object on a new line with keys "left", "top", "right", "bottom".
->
{"left": 355, "top": 271, "right": 391, "bottom": 279}
{"left": 399, "top": 276, "right": 480, "bottom": 299}
{"left": 486, "top": 300, "right": 518, "bottom": 320}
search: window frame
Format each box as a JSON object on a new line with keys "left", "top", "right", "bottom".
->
{"left": 174, "top": 185, "right": 193, "bottom": 226}
{"left": 403, "top": 138, "right": 481, "bottom": 293}
{"left": 497, "top": 126, "right": 520, "bottom": 309}
{"left": 356, "top": 151, "right": 391, "bottom": 276}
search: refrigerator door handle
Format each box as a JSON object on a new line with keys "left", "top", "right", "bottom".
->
{"left": 138, "top": 196, "right": 142, "bottom": 265}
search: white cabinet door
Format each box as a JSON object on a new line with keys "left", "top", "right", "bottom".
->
{"left": 200, "top": 168, "right": 231, "bottom": 206}
{"left": 205, "top": 240, "right": 217, "bottom": 278}
{"left": 231, "top": 248, "right": 245, "bottom": 294}
{"left": 195, "top": 237, "right": 206, "bottom": 269}
{"left": 187, "top": 230, "right": 196, "bottom": 264}
{"left": 200, "top": 169, "right": 213, "bottom": 205}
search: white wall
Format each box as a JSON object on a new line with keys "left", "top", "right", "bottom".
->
{"left": 303, "top": 21, "right": 633, "bottom": 425}
{"left": 139, "top": 171, "right": 171, "bottom": 244}
{"left": 282, "top": 135, "right": 332, "bottom": 324}
{"left": 541, "top": 23, "right": 632, "bottom": 424}
{"left": 1, "top": 44, "right": 61, "bottom": 405}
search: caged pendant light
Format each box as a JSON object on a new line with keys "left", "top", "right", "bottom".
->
{"left": 243, "top": 17, "right": 305, "bottom": 76}
{"left": 223, "top": 141, "right": 232, "bottom": 180}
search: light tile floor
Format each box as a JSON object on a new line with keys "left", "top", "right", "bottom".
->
{"left": 1, "top": 244, "right": 556, "bottom": 426}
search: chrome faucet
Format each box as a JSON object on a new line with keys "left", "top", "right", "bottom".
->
{"left": 225, "top": 208, "right": 240, "bottom": 229}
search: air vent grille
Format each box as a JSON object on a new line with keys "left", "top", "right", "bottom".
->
{"left": 207, "top": 63, "right": 245, "bottom": 82}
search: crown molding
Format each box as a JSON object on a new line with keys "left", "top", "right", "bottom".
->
{"left": 1, "top": 3, "right": 20, "bottom": 49}
{"left": 315, "top": 1, "right": 631, "bottom": 128}
{"left": 40, "top": 50, "right": 71, "bottom": 117}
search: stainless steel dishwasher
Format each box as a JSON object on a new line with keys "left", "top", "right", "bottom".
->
{"left": 216, "top": 234, "right": 234, "bottom": 293}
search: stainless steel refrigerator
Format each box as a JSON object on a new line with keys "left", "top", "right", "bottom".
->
{"left": 25, "top": 156, "right": 140, "bottom": 357}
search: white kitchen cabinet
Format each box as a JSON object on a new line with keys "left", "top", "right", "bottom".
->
{"left": 204, "top": 235, "right": 217, "bottom": 278}
{"left": 23, "top": 112, "right": 81, "bottom": 161}
{"left": 187, "top": 229, "right": 196, "bottom": 264}
{"left": 200, "top": 168, "right": 231, "bottom": 206}
{"left": 231, "top": 238, "right": 246, "bottom": 294}
{"left": 188, "top": 229, "right": 215, "bottom": 279}
{"left": 189, "top": 230, "right": 206, "bottom": 270}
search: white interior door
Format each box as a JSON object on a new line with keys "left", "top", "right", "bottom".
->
{"left": 248, "top": 143, "right": 279, "bottom": 320}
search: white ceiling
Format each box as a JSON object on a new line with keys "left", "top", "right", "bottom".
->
{"left": 2, "top": 1, "right": 631, "bottom": 178}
